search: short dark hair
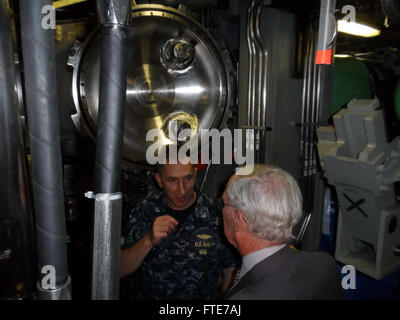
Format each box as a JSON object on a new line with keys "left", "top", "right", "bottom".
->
{"left": 156, "top": 144, "right": 194, "bottom": 173}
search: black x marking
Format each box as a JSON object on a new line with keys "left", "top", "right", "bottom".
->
{"left": 342, "top": 193, "right": 368, "bottom": 218}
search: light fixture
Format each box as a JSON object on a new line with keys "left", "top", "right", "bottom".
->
{"left": 336, "top": 0, "right": 386, "bottom": 38}
{"left": 337, "top": 20, "right": 381, "bottom": 37}
{"left": 334, "top": 53, "right": 353, "bottom": 58}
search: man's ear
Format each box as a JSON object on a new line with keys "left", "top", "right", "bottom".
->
{"left": 155, "top": 172, "right": 163, "bottom": 189}
{"left": 235, "top": 210, "right": 246, "bottom": 230}
{"left": 233, "top": 213, "right": 239, "bottom": 232}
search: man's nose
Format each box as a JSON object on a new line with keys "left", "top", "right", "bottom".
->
{"left": 178, "top": 180, "right": 185, "bottom": 195}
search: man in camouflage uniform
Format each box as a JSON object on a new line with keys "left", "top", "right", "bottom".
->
{"left": 120, "top": 159, "right": 237, "bottom": 300}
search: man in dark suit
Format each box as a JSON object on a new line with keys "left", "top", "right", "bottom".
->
{"left": 221, "top": 164, "right": 343, "bottom": 300}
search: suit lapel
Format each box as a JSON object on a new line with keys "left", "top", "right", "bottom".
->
{"left": 225, "top": 270, "right": 251, "bottom": 298}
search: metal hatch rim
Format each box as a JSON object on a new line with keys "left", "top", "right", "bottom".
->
{"left": 70, "top": 4, "right": 233, "bottom": 167}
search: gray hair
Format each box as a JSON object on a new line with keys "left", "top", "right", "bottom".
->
{"left": 227, "top": 164, "right": 302, "bottom": 242}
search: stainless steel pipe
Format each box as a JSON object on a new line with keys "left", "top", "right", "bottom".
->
{"left": 91, "top": 193, "right": 123, "bottom": 300}
{"left": 246, "top": 0, "right": 268, "bottom": 163}
{"left": 254, "top": 0, "right": 268, "bottom": 163}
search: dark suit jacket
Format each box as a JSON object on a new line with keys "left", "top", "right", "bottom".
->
{"left": 225, "top": 246, "right": 343, "bottom": 300}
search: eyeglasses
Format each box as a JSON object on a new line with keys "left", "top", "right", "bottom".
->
{"left": 216, "top": 197, "right": 247, "bottom": 224}
{"left": 216, "top": 197, "right": 235, "bottom": 211}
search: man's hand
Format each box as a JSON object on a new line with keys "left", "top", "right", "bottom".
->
{"left": 149, "top": 215, "right": 179, "bottom": 246}
{"left": 120, "top": 215, "right": 179, "bottom": 278}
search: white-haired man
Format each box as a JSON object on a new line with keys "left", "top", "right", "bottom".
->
{"left": 221, "top": 164, "right": 343, "bottom": 300}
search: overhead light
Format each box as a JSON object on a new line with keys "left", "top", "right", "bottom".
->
{"left": 337, "top": 20, "right": 381, "bottom": 37}
{"left": 334, "top": 54, "right": 352, "bottom": 58}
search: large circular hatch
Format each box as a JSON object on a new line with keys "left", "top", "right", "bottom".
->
{"left": 70, "top": 5, "right": 231, "bottom": 166}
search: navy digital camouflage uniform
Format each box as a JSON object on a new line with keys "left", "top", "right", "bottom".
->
{"left": 122, "top": 191, "right": 237, "bottom": 300}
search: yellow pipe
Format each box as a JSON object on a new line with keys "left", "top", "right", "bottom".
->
{"left": 53, "top": 0, "right": 87, "bottom": 9}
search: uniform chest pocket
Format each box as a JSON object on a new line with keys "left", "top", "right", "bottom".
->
{"left": 173, "top": 227, "right": 218, "bottom": 266}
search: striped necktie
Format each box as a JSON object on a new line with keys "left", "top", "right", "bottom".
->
{"left": 231, "top": 268, "right": 241, "bottom": 287}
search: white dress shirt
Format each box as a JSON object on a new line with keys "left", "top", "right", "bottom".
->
{"left": 237, "top": 244, "right": 286, "bottom": 282}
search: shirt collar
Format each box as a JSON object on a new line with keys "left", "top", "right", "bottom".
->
{"left": 239, "top": 243, "right": 286, "bottom": 281}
